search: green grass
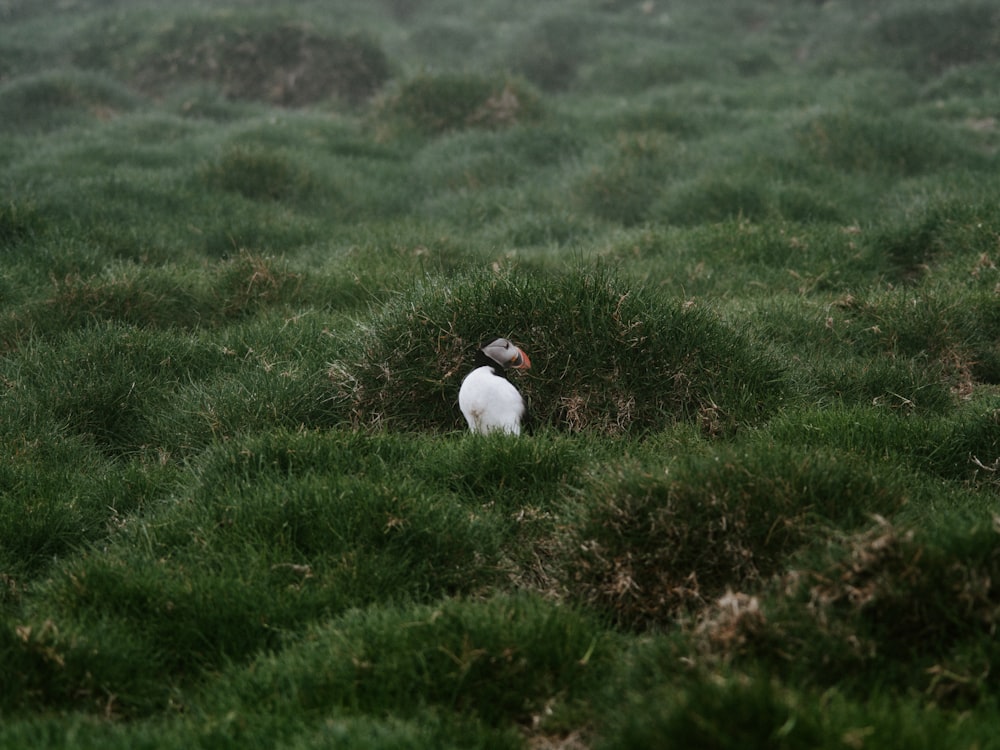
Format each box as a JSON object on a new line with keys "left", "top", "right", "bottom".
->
{"left": 3, "top": 0, "right": 1000, "bottom": 747}
{"left": 328, "top": 266, "right": 786, "bottom": 435}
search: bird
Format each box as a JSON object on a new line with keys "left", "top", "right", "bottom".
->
{"left": 458, "top": 337, "right": 532, "bottom": 435}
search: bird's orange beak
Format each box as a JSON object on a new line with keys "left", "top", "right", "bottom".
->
{"left": 511, "top": 347, "right": 531, "bottom": 370}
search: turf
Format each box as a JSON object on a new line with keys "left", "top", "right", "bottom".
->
{"left": 2, "top": 0, "right": 1000, "bottom": 747}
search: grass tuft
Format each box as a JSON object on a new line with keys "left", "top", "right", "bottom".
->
{"left": 0, "top": 70, "right": 140, "bottom": 133}
{"left": 874, "top": 4, "right": 1000, "bottom": 77}
{"left": 557, "top": 441, "right": 906, "bottom": 629}
{"left": 215, "top": 594, "right": 609, "bottom": 727}
{"left": 329, "top": 267, "right": 785, "bottom": 435}
{"left": 795, "top": 110, "right": 977, "bottom": 176}
{"left": 3, "top": 0, "right": 1000, "bottom": 745}
{"left": 200, "top": 146, "right": 319, "bottom": 203}
{"left": 0, "top": 201, "right": 42, "bottom": 245}
{"left": 661, "top": 176, "right": 773, "bottom": 226}
{"left": 6, "top": 431, "right": 533, "bottom": 715}
{"left": 125, "top": 17, "right": 390, "bottom": 105}
{"left": 713, "top": 515, "right": 1000, "bottom": 706}
{"left": 376, "top": 73, "right": 543, "bottom": 135}
{"left": 598, "top": 674, "right": 825, "bottom": 750}
{"left": 508, "top": 13, "right": 595, "bottom": 92}
{"left": 574, "top": 132, "right": 674, "bottom": 226}
{"left": 5, "top": 324, "right": 230, "bottom": 456}
{"left": 871, "top": 198, "right": 1000, "bottom": 280}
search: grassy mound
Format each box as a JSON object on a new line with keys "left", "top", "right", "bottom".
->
{"left": 875, "top": 4, "right": 1000, "bottom": 77}
{"left": 557, "top": 441, "right": 907, "bottom": 629}
{"left": 574, "top": 132, "right": 675, "bottom": 226}
{"left": 329, "top": 268, "right": 786, "bottom": 435}
{"left": 824, "top": 286, "right": 1000, "bottom": 394}
{"left": 211, "top": 594, "right": 608, "bottom": 727}
{"left": 695, "top": 515, "right": 1000, "bottom": 707}
{"left": 0, "top": 316, "right": 340, "bottom": 459}
{"left": 115, "top": 17, "right": 390, "bottom": 105}
{"left": 0, "top": 200, "right": 42, "bottom": 245}
{"left": 795, "top": 110, "right": 977, "bottom": 176}
{"left": 0, "top": 433, "right": 170, "bottom": 587}
{"left": 1, "top": 429, "right": 590, "bottom": 717}
{"left": 871, "top": 198, "right": 1000, "bottom": 281}
{"left": 507, "top": 13, "right": 595, "bottom": 92}
{"left": 4, "top": 0, "right": 1000, "bottom": 746}
{"left": 0, "top": 70, "right": 141, "bottom": 132}
{"left": 375, "top": 73, "right": 543, "bottom": 135}
{"left": 199, "top": 146, "right": 319, "bottom": 203}
{"left": 1, "top": 251, "right": 359, "bottom": 350}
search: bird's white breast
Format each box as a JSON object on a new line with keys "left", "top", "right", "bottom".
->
{"left": 458, "top": 366, "right": 525, "bottom": 435}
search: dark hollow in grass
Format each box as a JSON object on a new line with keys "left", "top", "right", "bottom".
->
{"left": 328, "top": 267, "right": 786, "bottom": 435}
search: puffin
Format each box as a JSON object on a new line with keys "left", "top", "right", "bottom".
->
{"left": 458, "top": 337, "right": 532, "bottom": 435}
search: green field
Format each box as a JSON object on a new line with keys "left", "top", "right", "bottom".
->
{"left": 2, "top": 0, "right": 1000, "bottom": 746}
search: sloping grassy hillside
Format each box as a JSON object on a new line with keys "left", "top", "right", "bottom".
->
{"left": 2, "top": 0, "right": 1000, "bottom": 747}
